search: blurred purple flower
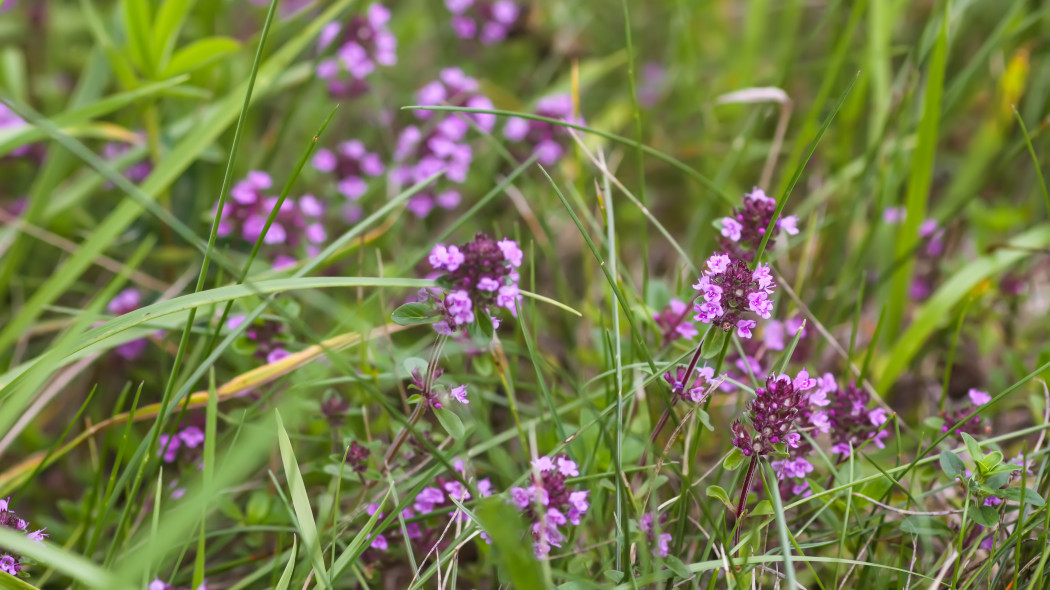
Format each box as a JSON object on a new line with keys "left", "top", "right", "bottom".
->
{"left": 504, "top": 94, "right": 582, "bottom": 166}
{"left": 509, "top": 454, "right": 589, "bottom": 558}
{"left": 718, "top": 188, "right": 799, "bottom": 262}
{"left": 316, "top": 3, "right": 397, "bottom": 98}
{"left": 446, "top": 0, "right": 521, "bottom": 44}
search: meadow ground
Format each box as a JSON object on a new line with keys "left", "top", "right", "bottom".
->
{"left": 0, "top": 1, "right": 1049, "bottom": 588}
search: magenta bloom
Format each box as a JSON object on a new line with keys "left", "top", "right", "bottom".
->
{"left": 312, "top": 139, "right": 385, "bottom": 201}
{"left": 692, "top": 253, "right": 776, "bottom": 338}
{"left": 158, "top": 426, "right": 206, "bottom": 463}
{"left": 639, "top": 513, "right": 672, "bottom": 558}
{"left": 422, "top": 233, "right": 523, "bottom": 332}
{"left": 509, "top": 454, "right": 589, "bottom": 558}
{"left": 446, "top": 0, "right": 521, "bottom": 44}
{"left": 718, "top": 188, "right": 799, "bottom": 262}
{"left": 731, "top": 371, "right": 815, "bottom": 457}
{"left": 653, "top": 298, "right": 699, "bottom": 344}
{"left": 106, "top": 288, "right": 153, "bottom": 360}
{"left": 316, "top": 3, "right": 397, "bottom": 98}
{"left": 0, "top": 497, "right": 47, "bottom": 577}
{"left": 504, "top": 94, "right": 582, "bottom": 166}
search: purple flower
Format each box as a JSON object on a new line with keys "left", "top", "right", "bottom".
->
{"left": 639, "top": 513, "right": 672, "bottom": 557}
{"left": 731, "top": 371, "right": 811, "bottom": 457}
{"left": 316, "top": 3, "right": 397, "bottom": 98}
{"left": 105, "top": 288, "right": 154, "bottom": 360}
{"left": 159, "top": 426, "right": 206, "bottom": 463}
{"left": 449, "top": 385, "right": 469, "bottom": 404}
{"left": 717, "top": 188, "right": 799, "bottom": 261}
{"left": 415, "top": 68, "right": 496, "bottom": 135}
{"left": 504, "top": 94, "right": 582, "bottom": 166}
{"left": 653, "top": 298, "right": 699, "bottom": 344}
{"left": 968, "top": 388, "right": 991, "bottom": 405}
{"left": 217, "top": 173, "right": 327, "bottom": 267}
{"left": 663, "top": 365, "right": 716, "bottom": 403}
{"left": 313, "top": 139, "right": 385, "bottom": 201}
{"left": 392, "top": 122, "right": 475, "bottom": 218}
{"left": 103, "top": 134, "right": 152, "bottom": 185}
{"left": 822, "top": 380, "right": 892, "bottom": 454}
{"left": 0, "top": 497, "right": 46, "bottom": 577}
{"left": 446, "top": 0, "right": 522, "bottom": 44}
{"left": 692, "top": 253, "right": 777, "bottom": 337}
{"left": 423, "top": 233, "right": 523, "bottom": 331}
{"left": 510, "top": 454, "right": 589, "bottom": 558}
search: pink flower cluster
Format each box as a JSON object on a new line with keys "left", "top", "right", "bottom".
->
{"left": 504, "top": 94, "right": 581, "bottom": 166}
{"left": 446, "top": 0, "right": 521, "bottom": 44}
{"left": 639, "top": 513, "right": 672, "bottom": 558}
{"left": 425, "top": 232, "right": 523, "bottom": 333}
{"left": 662, "top": 365, "right": 715, "bottom": 404}
{"left": 216, "top": 171, "right": 327, "bottom": 269}
{"left": 158, "top": 426, "right": 205, "bottom": 463}
{"left": 312, "top": 139, "right": 385, "bottom": 203}
{"left": 509, "top": 455, "right": 590, "bottom": 558}
{"left": 652, "top": 298, "right": 699, "bottom": 344}
{"left": 106, "top": 288, "right": 151, "bottom": 360}
{"left": 718, "top": 188, "right": 799, "bottom": 262}
{"left": 692, "top": 253, "right": 776, "bottom": 338}
{"left": 317, "top": 3, "right": 397, "bottom": 98}
{"left": 731, "top": 370, "right": 816, "bottom": 458}
{"left": 0, "top": 497, "right": 47, "bottom": 576}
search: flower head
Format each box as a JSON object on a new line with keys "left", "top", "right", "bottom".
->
{"left": 822, "top": 381, "right": 892, "bottom": 455}
{"left": 652, "top": 298, "right": 698, "bottom": 344}
{"left": 718, "top": 188, "right": 799, "bottom": 261}
{"left": 316, "top": 3, "right": 397, "bottom": 98}
{"left": 425, "top": 232, "right": 523, "bottom": 331}
{"left": 446, "top": 0, "right": 522, "bottom": 44}
{"left": 0, "top": 497, "right": 46, "bottom": 577}
{"left": 509, "top": 454, "right": 589, "bottom": 558}
{"left": 504, "top": 94, "right": 583, "bottom": 166}
{"left": 312, "top": 139, "right": 385, "bottom": 201}
{"left": 731, "top": 371, "right": 810, "bottom": 457}
{"left": 692, "top": 253, "right": 776, "bottom": 337}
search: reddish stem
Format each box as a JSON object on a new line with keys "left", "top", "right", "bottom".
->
{"left": 733, "top": 454, "right": 760, "bottom": 547}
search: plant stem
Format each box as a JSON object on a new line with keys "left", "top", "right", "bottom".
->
{"left": 733, "top": 454, "right": 760, "bottom": 547}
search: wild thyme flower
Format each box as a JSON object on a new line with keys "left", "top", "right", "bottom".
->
{"left": 312, "top": 139, "right": 385, "bottom": 201}
{"left": 509, "top": 455, "right": 589, "bottom": 558}
{"left": 425, "top": 232, "right": 523, "bottom": 332}
{"left": 940, "top": 389, "right": 990, "bottom": 439}
{"left": 406, "top": 365, "right": 470, "bottom": 409}
{"left": 226, "top": 314, "right": 290, "bottom": 364}
{"left": 446, "top": 0, "right": 521, "bottom": 44}
{"left": 158, "top": 426, "right": 205, "bottom": 463}
{"left": 818, "top": 381, "right": 891, "bottom": 456}
{"left": 662, "top": 365, "right": 715, "bottom": 403}
{"left": 346, "top": 441, "right": 371, "bottom": 473}
{"left": 504, "top": 94, "right": 581, "bottom": 166}
{"left": 216, "top": 172, "right": 327, "bottom": 269}
{"left": 652, "top": 298, "right": 698, "bottom": 344}
{"left": 638, "top": 513, "right": 672, "bottom": 558}
{"left": 692, "top": 253, "right": 776, "bottom": 338}
{"left": 718, "top": 188, "right": 799, "bottom": 261}
{"left": 316, "top": 3, "right": 397, "bottom": 98}
{"left": 414, "top": 68, "right": 497, "bottom": 138}
{"left": 0, "top": 104, "right": 31, "bottom": 158}
{"left": 0, "top": 497, "right": 47, "bottom": 577}
{"left": 392, "top": 124, "right": 472, "bottom": 218}
{"left": 102, "top": 135, "right": 152, "bottom": 186}
{"left": 106, "top": 288, "right": 151, "bottom": 360}
{"left": 731, "top": 371, "right": 815, "bottom": 457}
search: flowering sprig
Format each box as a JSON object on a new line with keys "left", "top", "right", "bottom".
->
{"left": 939, "top": 389, "right": 991, "bottom": 440}
{"left": 317, "top": 3, "right": 397, "bottom": 98}
{"left": 158, "top": 426, "right": 205, "bottom": 463}
{"left": 407, "top": 364, "right": 470, "bottom": 409}
{"left": 652, "top": 298, "right": 698, "bottom": 345}
{"left": 692, "top": 253, "right": 776, "bottom": 338}
{"left": 0, "top": 497, "right": 47, "bottom": 577}
{"left": 817, "top": 380, "right": 892, "bottom": 456}
{"left": 638, "top": 513, "right": 672, "bottom": 558}
{"left": 446, "top": 0, "right": 521, "bottom": 44}
{"left": 504, "top": 94, "right": 582, "bottom": 166}
{"left": 662, "top": 365, "right": 715, "bottom": 404}
{"left": 105, "top": 288, "right": 150, "bottom": 360}
{"left": 312, "top": 139, "right": 385, "bottom": 202}
{"left": 718, "top": 188, "right": 799, "bottom": 262}
{"left": 509, "top": 455, "right": 590, "bottom": 558}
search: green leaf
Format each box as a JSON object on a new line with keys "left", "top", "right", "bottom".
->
{"left": 977, "top": 450, "right": 1004, "bottom": 473}
{"left": 705, "top": 485, "right": 732, "bottom": 509}
{"left": 939, "top": 450, "right": 965, "bottom": 479}
{"left": 970, "top": 504, "right": 999, "bottom": 528}
{"left": 1001, "top": 487, "right": 1046, "bottom": 507}
{"left": 723, "top": 448, "right": 746, "bottom": 471}
{"left": 122, "top": 0, "right": 156, "bottom": 73}
{"left": 274, "top": 411, "right": 333, "bottom": 589}
{"left": 701, "top": 327, "right": 728, "bottom": 359}
{"left": 391, "top": 302, "right": 437, "bottom": 326}
{"left": 151, "top": 0, "right": 198, "bottom": 70}
{"left": 749, "top": 500, "right": 774, "bottom": 517}
{"left": 663, "top": 555, "right": 691, "bottom": 579}
{"left": 434, "top": 408, "right": 466, "bottom": 439}
{"left": 476, "top": 497, "right": 551, "bottom": 589}
{"left": 162, "top": 36, "right": 241, "bottom": 77}
{"left": 900, "top": 515, "right": 952, "bottom": 536}
{"left": 961, "top": 433, "right": 983, "bottom": 465}
{"left": 273, "top": 537, "right": 297, "bottom": 590}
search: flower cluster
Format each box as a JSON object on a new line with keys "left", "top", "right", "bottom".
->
{"left": 718, "top": 188, "right": 799, "bottom": 262}
{"left": 638, "top": 513, "right": 672, "bottom": 558}
{"left": 940, "top": 389, "right": 991, "bottom": 439}
{"left": 883, "top": 209, "right": 946, "bottom": 300}
{"left": 158, "top": 425, "right": 205, "bottom": 463}
{"left": 216, "top": 172, "right": 327, "bottom": 269}
{"left": 731, "top": 371, "right": 815, "bottom": 457}
{"left": 652, "top": 298, "right": 699, "bottom": 345}
{"left": 0, "top": 498, "right": 47, "bottom": 577}
{"left": 503, "top": 94, "right": 580, "bottom": 166}
{"left": 509, "top": 455, "right": 590, "bottom": 558}
{"left": 317, "top": 3, "right": 397, "bottom": 98}
{"left": 692, "top": 253, "right": 776, "bottom": 338}
{"left": 368, "top": 460, "right": 494, "bottom": 553}
{"left": 0, "top": 104, "right": 31, "bottom": 158}
{"left": 816, "top": 380, "right": 891, "bottom": 456}
{"left": 714, "top": 317, "right": 806, "bottom": 393}
{"left": 446, "top": 0, "right": 521, "bottom": 44}
{"left": 103, "top": 136, "right": 152, "bottom": 185}
{"left": 663, "top": 365, "right": 715, "bottom": 404}
{"left": 345, "top": 441, "right": 371, "bottom": 473}
{"left": 107, "top": 288, "right": 150, "bottom": 360}
{"left": 407, "top": 364, "right": 470, "bottom": 409}
{"left": 424, "top": 232, "right": 523, "bottom": 333}
{"left": 312, "top": 139, "right": 385, "bottom": 204}
{"left": 227, "top": 314, "right": 290, "bottom": 364}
